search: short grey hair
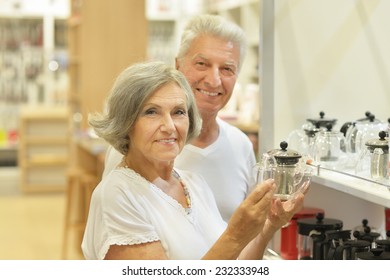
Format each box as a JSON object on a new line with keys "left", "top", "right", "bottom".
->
{"left": 177, "top": 14, "right": 246, "bottom": 71}
{"left": 88, "top": 61, "right": 202, "bottom": 155}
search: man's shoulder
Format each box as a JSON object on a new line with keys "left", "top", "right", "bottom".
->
{"left": 218, "top": 118, "right": 251, "bottom": 139}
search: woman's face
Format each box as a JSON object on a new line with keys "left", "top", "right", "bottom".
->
{"left": 129, "top": 82, "right": 189, "bottom": 164}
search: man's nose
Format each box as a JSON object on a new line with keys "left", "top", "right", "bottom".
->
{"left": 205, "top": 67, "right": 222, "bottom": 88}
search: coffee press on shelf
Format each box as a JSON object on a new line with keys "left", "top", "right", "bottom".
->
{"left": 280, "top": 207, "right": 324, "bottom": 260}
{"left": 297, "top": 212, "right": 343, "bottom": 260}
{"left": 306, "top": 111, "right": 338, "bottom": 129}
{"left": 312, "top": 123, "right": 348, "bottom": 169}
{"left": 376, "top": 230, "right": 390, "bottom": 252}
{"left": 287, "top": 111, "right": 337, "bottom": 157}
{"left": 326, "top": 230, "right": 371, "bottom": 260}
{"left": 355, "top": 131, "right": 389, "bottom": 181}
{"left": 356, "top": 248, "right": 390, "bottom": 260}
{"left": 352, "top": 219, "right": 381, "bottom": 247}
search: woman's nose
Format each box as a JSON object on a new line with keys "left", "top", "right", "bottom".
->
{"left": 160, "top": 115, "right": 175, "bottom": 132}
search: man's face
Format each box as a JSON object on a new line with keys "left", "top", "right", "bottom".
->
{"left": 176, "top": 34, "right": 240, "bottom": 118}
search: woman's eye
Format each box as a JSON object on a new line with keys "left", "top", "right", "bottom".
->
{"left": 176, "top": 109, "right": 187, "bottom": 115}
{"left": 145, "top": 109, "right": 157, "bottom": 115}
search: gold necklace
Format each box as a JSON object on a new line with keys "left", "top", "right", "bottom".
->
{"left": 122, "top": 157, "right": 192, "bottom": 212}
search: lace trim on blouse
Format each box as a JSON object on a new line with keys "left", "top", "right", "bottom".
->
{"left": 116, "top": 166, "right": 194, "bottom": 221}
{"left": 98, "top": 232, "right": 160, "bottom": 260}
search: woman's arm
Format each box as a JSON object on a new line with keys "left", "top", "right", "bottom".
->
{"left": 104, "top": 241, "right": 168, "bottom": 260}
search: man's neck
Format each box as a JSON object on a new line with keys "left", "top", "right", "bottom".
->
{"left": 190, "top": 116, "right": 220, "bottom": 148}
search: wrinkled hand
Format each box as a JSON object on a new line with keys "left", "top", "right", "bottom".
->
{"left": 265, "top": 181, "right": 310, "bottom": 232}
{"left": 226, "top": 179, "right": 276, "bottom": 245}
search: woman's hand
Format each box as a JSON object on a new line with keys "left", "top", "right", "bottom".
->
{"left": 263, "top": 181, "right": 310, "bottom": 236}
{"left": 226, "top": 179, "right": 276, "bottom": 246}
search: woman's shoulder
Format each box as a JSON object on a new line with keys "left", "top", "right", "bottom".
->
{"left": 96, "top": 168, "right": 150, "bottom": 197}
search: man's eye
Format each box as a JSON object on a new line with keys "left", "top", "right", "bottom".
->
{"left": 223, "top": 67, "right": 235, "bottom": 73}
{"left": 195, "top": 61, "right": 206, "bottom": 66}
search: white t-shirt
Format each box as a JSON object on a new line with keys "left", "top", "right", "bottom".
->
{"left": 175, "top": 118, "right": 257, "bottom": 221}
{"left": 82, "top": 167, "right": 226, "bottom": 260}
{"left": 102, "top": 118, "right": 257, "bottom": 222}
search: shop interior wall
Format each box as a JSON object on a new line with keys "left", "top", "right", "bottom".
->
{"left": 261, "top": 0, "right": 390, "bottom": 150}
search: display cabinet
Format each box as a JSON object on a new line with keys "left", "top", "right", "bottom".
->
{"left": 0, "top": 3, "right": 69, "bottom": 165}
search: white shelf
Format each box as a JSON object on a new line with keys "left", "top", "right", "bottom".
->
{"left": 312, "top": 168, "right": 390, "bottom": 208}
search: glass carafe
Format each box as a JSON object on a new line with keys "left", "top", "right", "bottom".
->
{"left": 313, "top": 124, "right": 348, "bottom": 169}
{"left": 256, "top": 141, "right": 312, "bottom": 201}
{"left": 355, "top": 131, "right": 389, "bottom": 181}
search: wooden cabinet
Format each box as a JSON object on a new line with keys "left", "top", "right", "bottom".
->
{"left": 67, "top": 0, "right": 148, "bottom": 130}
{"left": 18, "top": 106, "right": 70, "bottom": 193}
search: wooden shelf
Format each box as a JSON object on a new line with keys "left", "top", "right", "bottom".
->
{"left": 25, "top": 156, "right": 68, "bottom": 167}
{"left": 19, "top": 106, "right": 70, "bottom": 193}
{"left": 25, "top": 138, "right": 68, "bottom": 145}
{"left": 21, "top": 184, "right": 65, "bottom": 193}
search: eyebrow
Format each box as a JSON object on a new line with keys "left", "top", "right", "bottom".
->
{"left": 193, "top": 54, "right": 238, "bottom": 69}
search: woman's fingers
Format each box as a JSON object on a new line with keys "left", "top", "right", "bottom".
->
{"left": 247, "top": 179, "right": 276, "bottom": 204}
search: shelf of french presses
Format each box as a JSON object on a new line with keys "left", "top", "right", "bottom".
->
{"left": 283, "top": 111, "right": 390, "bottom": 207}
{"left": 295, "top": 214, "right": 390, "bottom": 260}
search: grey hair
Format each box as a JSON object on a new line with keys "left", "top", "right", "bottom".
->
{"left": 177, "top": 14, "right": 246, "bottom": 71}
{"left": 88, "top": 61, "right": 202, "bottom": 155}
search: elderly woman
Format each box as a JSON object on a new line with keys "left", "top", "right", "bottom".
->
{"left": 81, "top": 61, "right": 308, "bottom": 260}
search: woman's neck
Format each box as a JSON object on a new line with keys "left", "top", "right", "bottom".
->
{"left": 123, "top": 156, "right": 174, "bottom": 182}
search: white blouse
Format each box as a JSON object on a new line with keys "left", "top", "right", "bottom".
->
{"left": 81, "top": 167, "right": 227, "bottom": 260}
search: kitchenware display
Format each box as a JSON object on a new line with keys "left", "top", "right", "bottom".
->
{"left": 312, "top": 123, "right": 348, "bottom": 169}
{"left": 387, "top": 118, "right": 390, "bottom": 179}
{"left": 346, "top": 114, "right": 388, "bottom": 167}
{"left": 287, "top": 111, "right": 336, "bottom": 157}
{"left": 256, "top": 141, "right": 312, "bottom": 201}
{"left": 306, "top": 111, "right": 337, "bottom": 129}
{"left": 280, "top": 207, "right": 324, "bottom": 260}
{"left": 297, "top": 212, "right": 343, "bottom": 260}
{"left": 355, "top": 131, "right": 389, "bottom": 181}
{"left": 375, "top": 230, "right": 390, "bottom": 252}
{"left": 341, "top": 233, "right": 372, "bottom": 260}
{"left": 340, "top": 111, "right": 373, "bottom": 137}
{"left": 325, "top": 229, "right": 352, "bottom": 260}
{"left": 356, "top": 248, "right": 390, "bottom": 260}
{"left": 352, "top": 219, "right": 382, "bottom": 247}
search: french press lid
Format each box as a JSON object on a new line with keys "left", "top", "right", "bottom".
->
{"left": 306, "top": 111, "right": 337, "bottom": 128}
{"left": 267, "top": 141, "right": 302, "bottom": 165}
{"left": 365, "top": 131, "right": 389, "bottom": 153}
{"left": 356, "top": 248, "right": 390, "bottom": 260}
{"left": 376, "top": 231, "right": 390, "bottom": 251}
{"left": 297, "top": 212, "right": 343, "bottom": 236}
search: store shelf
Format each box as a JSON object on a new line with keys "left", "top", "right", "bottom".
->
{"left": 312, "top": 167, "right": 390, "bottom": 208}
{"left": 24, "top": 156, "right": 68, "bottom": 166}
{"left": 24, "top": 137, "right": 68, "bottom": 145}
{"left": 18, "top": 106, "right": 70, "bottom": 193}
